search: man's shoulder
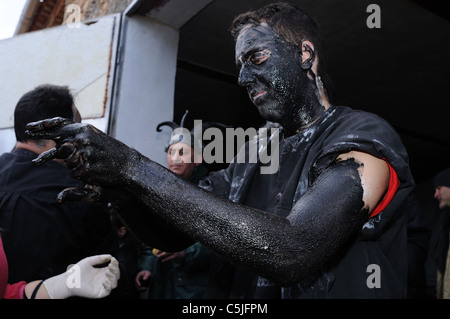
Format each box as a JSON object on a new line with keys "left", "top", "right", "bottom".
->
{"left": 329, "top": 105, "right": 395, "bottom": 134}
{"left": 333, "top": 105, "right": 387, "bottom": 122}
{"left": 0, "top": 149, "right": 36, "bottom": 168}
{"left": 0, "top": 151, "right": 15, "bottom": 163}
{"left": 0, "top": 149, "right": 82, "bottom": 193}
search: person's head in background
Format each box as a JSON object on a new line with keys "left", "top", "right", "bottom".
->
{"left": 434, "top": 168, "right": 450, "bottom": 209}
{"left": 14, "top": 84, "right": 81, "bottom": 155}
{"left": 167, "top": 141, "right": 202, "bottom": 180}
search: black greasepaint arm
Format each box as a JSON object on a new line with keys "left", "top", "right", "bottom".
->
{"left": 25, "top": 119, "right": 384, "bottom": 287}
{"left": 119, "top": 152, "right": 370, "bottom": 286}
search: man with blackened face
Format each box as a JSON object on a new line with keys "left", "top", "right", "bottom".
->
{"left": 235, "top": 22, "right": 323, "bottom": 135}
{"left": 25, "top": 3, "right": 415, "bottom": 299}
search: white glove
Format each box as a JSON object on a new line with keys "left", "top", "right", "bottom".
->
{"left": 43, "top": 254, "right": 120, "bottom": 299}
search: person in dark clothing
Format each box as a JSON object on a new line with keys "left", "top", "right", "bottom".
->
{"left": 434, "top": 168, "right": 450, "bottom": 210}
{"left": 135, "top": 116, "right": 211, "bottom": 299}
{"left": 25, "top": 3, "right": 415, "bottom": 298}
{"left": 108, "top": 205, "right": 140, "bottom": 299}
{"left": 0, "top": 84, "right": 114, "bottom": 284}
{"left": 405, "top": 193, "right": 431, "bottom": 298}
{"left": 429, "top": 168, "right": 450, "bottom": 298}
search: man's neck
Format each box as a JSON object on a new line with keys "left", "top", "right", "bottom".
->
{"left": 15, "top": 141, "right": 65, "bottom": 166}
{"left": 283, "top": 77, "right": 331, "bottom": 137}
{"left": 282, "top": 97, "right": 327, "bottom": 138}
{"left": 14, "top": 141, "right": 47, "bottom": 155}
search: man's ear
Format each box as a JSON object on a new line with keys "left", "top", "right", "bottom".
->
{"left": 299, "top": 40, "right": 315, "bottom": 70}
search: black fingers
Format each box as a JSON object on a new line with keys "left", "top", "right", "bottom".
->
{"left": 57, "top": 186, "right": 102, "bottom": 203}
{"left": 25, "top": 117, "right": 73, "bottom": 140}
{"left": 32, "top": 147, "right": 58, "bottom": 165}
{"left": 31, "top": 141, "right": 76, "bottom": 166}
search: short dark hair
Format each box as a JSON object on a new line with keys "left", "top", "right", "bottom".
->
{"left": 434, "top": 167, "right": 450, "bottom": 188}
{"left": 14, "top": 84, "right": 75, "bottom": 142}
{"left": 230, "top": 2, "right": 332, "bottom": 94}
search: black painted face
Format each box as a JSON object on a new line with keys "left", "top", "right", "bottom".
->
{"left": 235, "top": 24, "right": 314, "bottom": 128}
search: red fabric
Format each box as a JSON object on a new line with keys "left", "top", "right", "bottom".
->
{"left": 0, "top": 237, "right": 26, "bottom": 299}
{"left": 369, "top": 161, "right": 400, "bottom": 218}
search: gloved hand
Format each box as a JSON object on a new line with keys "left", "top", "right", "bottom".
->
{"left": 43, "top": 254, "right": 120, "bottom": 299}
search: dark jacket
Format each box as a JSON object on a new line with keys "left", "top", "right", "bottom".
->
{"left": 0, "top": 148, "right": 113, "bottom": 283}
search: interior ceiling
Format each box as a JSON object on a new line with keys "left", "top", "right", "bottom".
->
{"left": 166, "top": 0, "right": 450, "bottom": 184}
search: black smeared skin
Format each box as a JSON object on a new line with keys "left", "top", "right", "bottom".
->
{"left": 26, "top": 118, "right": 368, "bottom": 286}
{"left": 125, "top": 153, "right": 368, "bottom": 286}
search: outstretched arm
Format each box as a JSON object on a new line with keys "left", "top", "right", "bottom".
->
{"left": 123, "top": 151, "right": 386, "bottom": 285}
{"left": 26, "top": 118, "right": 389, "bottom": 286}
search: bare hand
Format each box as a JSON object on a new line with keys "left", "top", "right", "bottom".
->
{"left": 135, "top": 270, "right": 151, "bottom": 291}
{"left": 154, "top": 250, "right": 186, "bottom": 263}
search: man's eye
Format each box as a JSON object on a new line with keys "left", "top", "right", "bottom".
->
{"left": 249, "top": 51, "right": 269, "bottom": 65}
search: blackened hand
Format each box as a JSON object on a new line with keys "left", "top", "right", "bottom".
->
{"left": 57, "top": 184, "right": 131, "bottom": 205}
{"left": 57, "top": 185, "right": 103, "bottom": 203}
{"left": 25, "top": 117, "right": 140, "bottom": 187}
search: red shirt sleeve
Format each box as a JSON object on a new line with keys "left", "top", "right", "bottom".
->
{"left": 1, "top": 237, "right": 26, "bottom": 299}
{"left": 369, "top": 160, "right": 400, "bottom": 218}
{"left": 3, "top": 282, "right": 27, "bottom": 299}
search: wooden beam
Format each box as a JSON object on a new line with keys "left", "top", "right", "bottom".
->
{"left": 45, "top": 0, "right": 66, "bottom": 28}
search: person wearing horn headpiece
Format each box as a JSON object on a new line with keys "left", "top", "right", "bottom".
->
{"left": 134, "top": 110, "right": 211, "bottom": 299}
{"left": 156, "top": 110, "right": 207, "bottom": 181}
